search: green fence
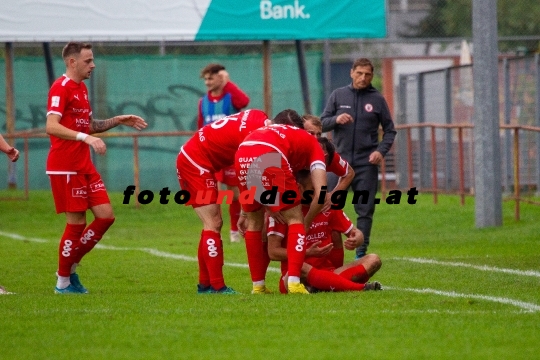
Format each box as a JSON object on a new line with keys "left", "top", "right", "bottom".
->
{"left": 0, "top": 51, "right": 323, "bottom": 191}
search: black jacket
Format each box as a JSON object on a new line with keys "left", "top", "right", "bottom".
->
{"left": 321, "top": 84, "right": 396, "bottom": 166}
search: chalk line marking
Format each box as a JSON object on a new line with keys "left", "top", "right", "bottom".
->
{"left": 0, "top": 230, "right": 48, "bottom": 243}
{"left": 384, "top": 286, "right": 540, "bottom": 313}
{"left": 390, "top": 257, "right": 540, "bottom": 278}
{"left": 1, "top": 231, "right": 538, "bottom": 311}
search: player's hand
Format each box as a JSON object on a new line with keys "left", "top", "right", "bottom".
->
{"left": 237, "top": 215, "right": 247, "bottom": 236}
{"left": 368, "top": 151, "right": 383, "bottom": 165}
{"left": 321, "top": 193, "right": 333, "bottom": 213}
{"left": 116, "top": 115, "right": 148, "bottom": 131}
{"left": 6, "top": 147, "right": 19, "bottom": 162}
{"left": 84, "top": 135, "right": 107, "bottom": 155}
{"left": 336, "top": 113, "right": 353, "bottom": 125}
{"left": 218, "top": 70, "right": 230, "bottom": 84}
{"left": 344, "top": 228, "right": 364, "bottom": 250}
{"left": 306, "top": 241, "right": 333, "bottom": 257}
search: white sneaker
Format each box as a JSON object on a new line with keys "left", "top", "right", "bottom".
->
{"left": 230, "top": 231, "right": 241, "bottom": 243}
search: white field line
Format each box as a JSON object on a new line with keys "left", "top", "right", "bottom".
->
{"left": 390, "top": 257, "right": 540, "bottom": 278}
{"left": 1, "top": 231, "right": 537, "bottom": 311}
{"left": 384, "top": 286, "right": 540, "bottom": 313}
{"left": 0, "top": 230, "right": 48, "bottom": 243}
{"left": 95, "top": 244, "right": 281, "bottom": 272}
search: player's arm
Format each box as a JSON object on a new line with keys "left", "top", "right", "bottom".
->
{"left": 332, "top": 163, "right": 354, "bottom": 193}
{"left": 343, "top": 226, "right": 364, "bottom": 251}
{"left": 303, "top": 168, "right": 327, "bottom": 231}
{"left": 0, "top": 134, "right": 19, "bottom": 162}
{"left": 89, "top": 114, "right": 147, "bottom": 134}
{"left": 46, "top": 113, "right": 107, "bottom": 155}
{"left": 267, "top": 234, "right": 287, "bottom": 261}
{"left": 223, "top": 80, "right": 250, "bottom": 109}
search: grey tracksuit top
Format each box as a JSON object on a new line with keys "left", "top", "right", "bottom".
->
{"left": 321, "top": 84, "right": 396, "bottom": 166}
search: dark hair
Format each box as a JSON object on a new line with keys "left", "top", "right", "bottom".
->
{"left": 273, "top": 109, "right": 304, "bottom": 128}
{"left": 62, "top": 42, "right": 92, "bottom": 60}
{"left": 352, "top": 58, "right": 374, "bottom": 72}
{"left": 317, "top": 137, "right": 335, "bottom": 168}
{"left": 296, "top": 169, "right": 311, "bottom": 186}
{"left": 200, "top": 63, "right": 226, "bottom": 78}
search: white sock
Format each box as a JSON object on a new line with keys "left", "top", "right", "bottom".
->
{"left": 56, "top": 276, "right": 70, "bottom": 289}
{"left": 253, "top": 280, "right": 265, "bottom": 286}
{"left": 288, "top": 276, "right": 300, "bottom": 284}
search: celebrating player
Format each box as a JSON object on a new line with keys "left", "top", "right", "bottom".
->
{"left": 234, "top": 114, "right": 328, "bottom": 295}
{"left": 177, "top": 108, "right": 301, "bottom": 294}
{"left": 267, "top": 169, "right": 382, "bottom": 293}
{"left": 197, "top": 63, "right": 250, "bottom": 243}
{"left": 46, "top": 42, "right": 147, "bottom": 294}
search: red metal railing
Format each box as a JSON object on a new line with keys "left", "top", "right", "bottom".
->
{"left": 3, "top": 125, "right": 540, "bottom": 220}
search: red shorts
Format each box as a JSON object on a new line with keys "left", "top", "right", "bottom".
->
{"left": 176, "top": 151, "right": 219, "bottom": 208}
{"left": 49, "top": 172, "right": 110, "bottom": 214}
{"left": 235, "top": 144, "right": 300, "bottom": 213}
{"left": 215, "top": 165, "right": 239, "bottom": 187}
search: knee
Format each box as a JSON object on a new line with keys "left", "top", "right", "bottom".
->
{"left": 365, "top": 254, "right": 382, "bottom": 272}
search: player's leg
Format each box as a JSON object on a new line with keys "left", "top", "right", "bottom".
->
{"left": 244, "top": 208, "right": 272, "bottom": 294}
{"left": 280, "top": 204, "right": 310, "bottom": 294}
{"left": 303, "top": 263, "right": 364, "bottom": 292}
{"left": 49, "top": 174, "right": 88, "bottom": 294}
{"left": 227, "top": 184, "right": 241, "bottom": 243}
{"left": 194, "top": 204, "right": 232, "bottom": 292}
{"left": 65, "top": 173, "right": 115, "bottom": 293}
{"left": 352, "top": 165, "right": 378, "bottom": 258}
{"left": 335, "top": 254, "right": 382, "bottom": 284}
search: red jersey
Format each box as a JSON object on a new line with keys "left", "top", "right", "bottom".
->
{"left": 181, "top": 109, "right": 269, "bottom": 173}
{"left": 239, "top": 125, "right": 326, "bottom": 174}
{"left": 268, "top": 207, "right": 353, "bottom": 268}
{"left": 328, "top": 152, "right": 349, "bottom": 178}
{"left": 46, "top": 75, "right": 95, "bottom": 174}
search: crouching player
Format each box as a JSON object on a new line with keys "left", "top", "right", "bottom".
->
{"left": 235, "top": 116, "right": 327, "bottom": 294}
{"left": 267, "top": 169, "right": 382, "bottom": 293}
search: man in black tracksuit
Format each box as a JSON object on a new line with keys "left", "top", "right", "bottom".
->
{"left": 321, "top": 58, "right": 396, "bottom": 258}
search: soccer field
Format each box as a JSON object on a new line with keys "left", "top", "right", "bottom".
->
{"left": 1, "top": 191, "right": 539, "bottom": 359}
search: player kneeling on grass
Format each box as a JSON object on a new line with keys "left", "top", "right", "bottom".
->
{"left": 267, "top": 169, "right": 382, "bottom": 293}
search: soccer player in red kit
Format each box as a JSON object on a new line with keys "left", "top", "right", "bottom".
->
{"left": 235, "top": 119, "right": 327, "bottom": 294}
{"left": 267, "top": 169, "right": 382, "bottom": 293}
{"left": 46, "top": 42, "right": 147, "bottom": 294}
{"left": 177, "top": 109, "right": 272, "bottom": 294}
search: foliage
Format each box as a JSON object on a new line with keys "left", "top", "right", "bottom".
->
{"left": 402, "top": 0, "right": 540, "bottom": 53}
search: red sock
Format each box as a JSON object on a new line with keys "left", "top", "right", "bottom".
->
{"left": 57, "top": 223, "right": 86, "bottom": 277}
{"left": 197, "top": 232, "right": 210, "bottom": 286}
{"left": 339, "top": 264, "right": 370, "bottom": 284}
{"left": 307, "top": 267, "right": 365, "bottom": 292}
{"left": 229, "top": 200, "right": 241, "bottom": 232}
{"left": 72, "top": 218, "right": 115, "bottom": 264}
{"left": 201, "top": 230, "right": 225, "bottom": 290}
{"left": 328, "top": 247, "right": 344, "bottom": 268}
{"left": 286, "top": 223, "right": 306, "bottom": 278}
{"left": 244, "top": 231, "right": 269, "bottom": 282}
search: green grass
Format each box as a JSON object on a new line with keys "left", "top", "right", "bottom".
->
{"left": 1, "top": 191, "right": 539, "bottom": 359}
